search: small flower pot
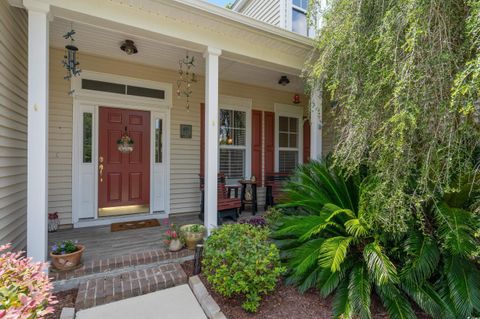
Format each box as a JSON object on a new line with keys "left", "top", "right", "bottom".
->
{"left": 169, "top": 239, "right": 183, "bottom": 252}
{"left": 180, "top": 224, "right": 206, "bottom": 250}
{"left": 50, "top": 245, "right": 84, "bottom": 271}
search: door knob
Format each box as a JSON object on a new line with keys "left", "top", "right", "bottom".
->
{"left": 99, "top": 156, "right": 104, "bottom": 182}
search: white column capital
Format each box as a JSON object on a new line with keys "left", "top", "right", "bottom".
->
{"left": 203, "top": 46, "right": 222, "bottom": 58}
{"left": 23, "top": 0, "right": 50, "bottom": 13}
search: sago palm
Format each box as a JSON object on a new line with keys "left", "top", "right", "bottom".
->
{"left": 271, "top": 161, "right": 480, "bottom": 319}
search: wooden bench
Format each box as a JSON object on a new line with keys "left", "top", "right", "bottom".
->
{"left": 265, "top": 172, "right": 291, "bottom": 209}
{"left": 199, "top": 173, "right": 241, "bottom": 225}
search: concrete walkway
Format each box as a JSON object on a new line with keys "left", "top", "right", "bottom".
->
{"left": 76, "top": 284, "right": 207, "bottom": 319}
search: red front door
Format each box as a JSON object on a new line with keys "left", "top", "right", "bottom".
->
{"left": 98, "top": 107, "right": 150, "bottom": 215}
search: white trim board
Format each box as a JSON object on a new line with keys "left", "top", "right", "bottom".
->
{"left": 71, "top": 70, "right": 172, "bottom": 227}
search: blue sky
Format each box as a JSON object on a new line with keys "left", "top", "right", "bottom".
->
{"left": 207, "top": 0, "right": 232, "bottom": 7}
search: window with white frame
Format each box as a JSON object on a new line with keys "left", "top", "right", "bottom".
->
{"left": 219, "top": 109, "right": 247, "bottom": 179}
{"left": 278, "top": 116, "right": 300, "bottom": 173}
{"left": 292, "top": 0, "right": 315, "bottom": 37}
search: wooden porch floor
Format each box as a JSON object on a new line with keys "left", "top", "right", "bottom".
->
{"left": 48, "top": 211, "right": 262, "bottom": 264}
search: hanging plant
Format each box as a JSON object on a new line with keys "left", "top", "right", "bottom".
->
{"left": 117, "top": 128, "right": 134, "bottom": 153}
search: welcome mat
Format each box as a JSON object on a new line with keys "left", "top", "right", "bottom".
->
{"left": 111, "top": 219, "right": 161, "bottom": 232}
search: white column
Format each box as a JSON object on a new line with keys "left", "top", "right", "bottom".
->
{"left": 310, "top": 84, "right": 323, "bottom": 160}
{"left": 203, "top": 47, "right": 221, "bottom": 234}
{"left": 24, "top": 0, "right": 50, "bottom": 262}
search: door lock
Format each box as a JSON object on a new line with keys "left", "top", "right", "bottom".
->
{"left": 99, "top": 156, "right": 104, "bottom": 182}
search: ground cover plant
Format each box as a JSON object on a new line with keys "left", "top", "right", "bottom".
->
{"left": 202, "top": 224, "right": 285, "bottom": 312}
{"left": 272, "top": 161, "right": 480, "bottom": 319}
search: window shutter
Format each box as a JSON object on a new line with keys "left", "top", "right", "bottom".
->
{"left": 303, "top": 119, "right": 311, "bottom": 163}
{"left": 200, "top": 103, "right": 205, "bottom": 176}
{"left": 252, "top": 110, "right": 262, "bottom": 182}
{"left": 265, "top": 111, "right": 275, "bottom": 174}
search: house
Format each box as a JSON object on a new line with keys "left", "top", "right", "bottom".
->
{"left": 0, "top": 0, "right": 331, "bottom": 263}
{"left": 232, "top": 0, "right": 326, "bottom": 37}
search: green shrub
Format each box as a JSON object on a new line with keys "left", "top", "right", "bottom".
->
{"left": 272, "top": 161, "right": 480, "bottom": 319}
{"left": 202, "top": 224, "right": 285, "bottom": 312}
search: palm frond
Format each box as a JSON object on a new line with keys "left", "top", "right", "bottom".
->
{"left": 363, "top": 241, "right": 398, "bottom": 285}
{"left": 345, "top": 218, "right": 369, "bottom": 237}
{"left": 401, "top": 231, "right": 440, "bottom": 284}
{"left": 444, "top": 256, "right": 480, "bottom": 317}
{"left": 332, "top": 278, "right": 353, "bottom": 319}
{"left": 283, "top": 238, "right": 324, "bottom": 289}
{"left": 376, "top": 284, "right": 417, "bottom": 319}
{"left": 401, "top": 281, "right": 450, "bottom": 319}
{"left": 271, "top": 215, "right": 329, "bottom": 240}
{"left": 318, "top": 236, "right": 353, "bottom": 272}
{"left": 434, "top": 202, "right": 477, "bottom": 257}
{"left": 318, "top": 266, "right": 346, "bottom": 297}
{"left": 348, "top": 265, "right": 372, "bottom": 319}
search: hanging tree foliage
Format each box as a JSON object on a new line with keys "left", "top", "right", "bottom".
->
{"left": 306, "top": 0, "right": 480, "bottom": 233}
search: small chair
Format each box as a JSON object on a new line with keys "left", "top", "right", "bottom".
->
{"left": 199, "top": 173, "right": 241, "bottom": 225}
{"left": 265, "top": 172, "right": 291, "bottom": 209}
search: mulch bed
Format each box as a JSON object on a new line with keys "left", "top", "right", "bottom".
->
{"left": 181, "top": 260, "right": 430, "bottom": 319}
{"left": 46, "top": 289, "right": 77, "bottom": 319}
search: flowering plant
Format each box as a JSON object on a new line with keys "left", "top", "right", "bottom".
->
{"left": 0, "top": 244, "right": 56, "bottom": 319}
{"left": 164, "top": 224, "right": 182, "bottom": 243}
{"left": 50, "top": 240, "right": 79, "bottom": 255}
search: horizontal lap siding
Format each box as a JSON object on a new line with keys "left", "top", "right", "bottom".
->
{"left": 240, "top": 0, "right": 280, "bottom": 27}
{"left": 48, "top": 49, "right": 309, "bottom": 225}
{"left": 0, "top": 2, "right": 28, "bottom": 250}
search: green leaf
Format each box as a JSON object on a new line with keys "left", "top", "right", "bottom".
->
{"left": 376, "top": 284, "right": 417, "bottom": 319}
{"left": 348, "top": 265, "right": 372, "bottom": 319}
{"left": 318, "top": 236, "right": 353, "bottom": 272}
{"left": 401, "top": 281, "right": 450, "bottom": 319}
{"left": 444, "top": 256, "right": 480, "bottom": 317}
{"left": 344, "top": 218, "right": 369, "bottom": 237}
{"left": 401, "top": 231, "right": 440, "bottom": 283}
{"left": 332, "top": 278, "right": 353, "bottom": 319}
{"left": 317, "top": 266, "right": 345, "bottom": 297}
{"left": 363, "top": 241, "right": 398, "bottom": 285}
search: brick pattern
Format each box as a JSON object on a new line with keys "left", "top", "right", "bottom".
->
{"left": 75, "top": 263, "right": 187, "bottom": 310}
{"left": 50, "top": 248, "right": 193, "bottom": 282}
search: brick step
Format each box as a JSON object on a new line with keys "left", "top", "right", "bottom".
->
{"left": 51, "top": 248, "right": 194, "bottom": 292}
{"left": 75, "top": 263, "right": 188, "bottom": 310}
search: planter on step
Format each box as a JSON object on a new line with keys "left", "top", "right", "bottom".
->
{"left": 169, "top": 239, "right": 183, "bottom": 252}
{"left": 50, "top": 244, "right": 84, "bottom": 271}
{"left": 180, "top": 224, "right": 206, "bottom": 250}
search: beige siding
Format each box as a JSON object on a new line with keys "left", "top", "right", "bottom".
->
{"left": 49, "top": 48, "right": 310, "bottom": 225}
{"left": 236, "top": 0, "right": 281, "bottom": 27}
{"left": 0, "top": 1, "right": 28, "bottom": 250}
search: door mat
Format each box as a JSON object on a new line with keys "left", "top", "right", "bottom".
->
{"left": 111, "top": 219, "right": 160, "bottom": 232}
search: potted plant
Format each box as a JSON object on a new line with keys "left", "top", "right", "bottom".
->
{"left": 164, "top": 224, "right": 183, "bottom": 252}
{"left": 50, "top": 240, "right": 84, "bottom": 271}
{"left": 180, "top": 224, "right": 206, "bottom": 250}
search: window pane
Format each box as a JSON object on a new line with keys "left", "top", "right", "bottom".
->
{"left": 289, "top": 133, "right": 298, "bottom": 148}
{"left": 292, "top": 9, "right": 308, "bottom": 36}
{"left": 279, "top": 150, "right": 298, "bottom": 173}
{"left": 233, "top": 128, "right": 246, "bottom": 146}
{"left": 279, "top": 116, "right": 289, "bottom": 132}
{"left": 82, "top": 113, "right": 92, "bottom": 163}
{"left": 127, "top": 85, "right": 165, "bottom": 99}
{"left": 293, "top": 0, "right": 308, "bottom": 9}
{"left": 82, "top": 79, "right": 125, "bottom": 94}
{"left": 279, "top": 133, "right": 289, "bottom": 147}
{"left": 234, "top": 110, "right": 246, "bottom": 129}
{"left": 220, "top": 149, "right": 245, "bottom": 179}
{"left": 290, "top": 117, "right": 298, "bottom": 132}
{"left": 155, "top": 119, "right": 162, "bottom": 163}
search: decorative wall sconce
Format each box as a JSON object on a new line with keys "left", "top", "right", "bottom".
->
{"left": 120, "top": 40, "right": 138, "bottom": 55}
{"left": 293, "top": 93, "right": 300, "bottom": 104}
{"left": 62, "top": 27, "right": 81, "bottom": 95}
{"left": 176, "top": 53, "right": 197, "bottom": 111}
{"left": 278, "top": 75, "right": 290, "bottom": 86}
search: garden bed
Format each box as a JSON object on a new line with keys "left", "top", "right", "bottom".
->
{"left": 46, "top": 289, "right": 77, "bottom": 319}
{"left": 181, "top": 260, "right": 429, "bottom": 319}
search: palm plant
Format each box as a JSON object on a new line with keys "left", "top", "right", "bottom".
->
{"left": 272, "top": 161, "right": 480, "bottom": 319}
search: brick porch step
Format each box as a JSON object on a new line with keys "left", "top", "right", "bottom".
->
{"left": 75, "top": 263, "right": 187, "bottom": 310}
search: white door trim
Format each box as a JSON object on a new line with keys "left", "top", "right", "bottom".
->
{"left": 71, "top": 71, "right": 172, "bottom": 228}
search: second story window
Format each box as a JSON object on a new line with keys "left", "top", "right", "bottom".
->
{"left": 292, "top": 0, "right": 314, "bottom": 37}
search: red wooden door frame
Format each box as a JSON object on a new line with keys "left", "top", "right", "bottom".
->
{"left": 98, "top": 107, "right": 151, "bottom": 212}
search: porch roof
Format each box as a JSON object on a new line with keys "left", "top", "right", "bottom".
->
{"left": 11, "top": 0, "right": 314, "bottom": 74}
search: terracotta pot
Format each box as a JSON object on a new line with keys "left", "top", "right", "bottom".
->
{"left": 50, "top": 245, "right": 84, "bottom": 271}
{"left": 180, "top": 224, "right": 205, "bottom": 250}
{"left": 169, "top": 239, "right": 183, "bottom": 252}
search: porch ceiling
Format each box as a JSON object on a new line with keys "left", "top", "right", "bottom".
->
{"left": 50, "top": 18, "right": 305, "bottom": 93}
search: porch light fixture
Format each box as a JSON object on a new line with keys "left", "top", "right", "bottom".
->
{"left": 176, "top": 52, "right": 197, "bottom": 111}
{"left": 62, "top": 27, "right": 82, "bottom": 95}
{"left": 120, "top": 40, "right": 138, "bottom": 55}
{"left": 278, "top": 75, "right": 290, "bottom": 86}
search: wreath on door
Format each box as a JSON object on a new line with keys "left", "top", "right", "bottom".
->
{"left": 117, "top": 127, "right": 134, "bottom": 153}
